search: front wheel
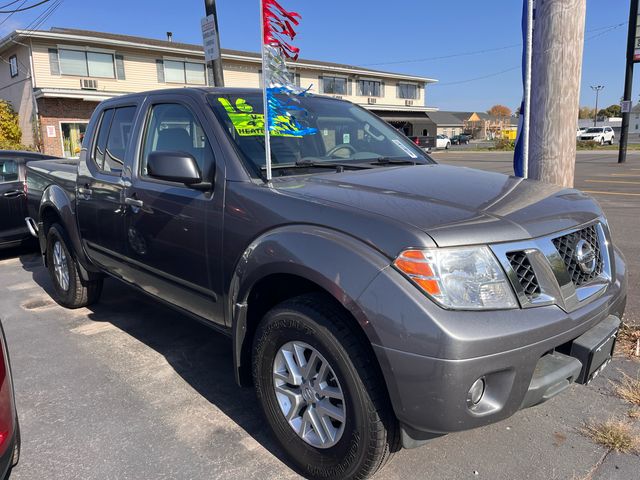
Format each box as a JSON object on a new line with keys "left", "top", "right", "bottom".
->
{"left": 599, "top": 137, "right": 605, "bottom": 145}
{"left": 46, "top": 223, "right": 102, "bottom": 308}
{"left": 253, "top": 294, "right": 398, "bottom": 480}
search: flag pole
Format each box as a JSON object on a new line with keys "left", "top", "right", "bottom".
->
{"left": 522, "top": 0, "right": 533, "bottom": 179}
{"left": 260, "top": 0, "right": 273, "bottom": 181}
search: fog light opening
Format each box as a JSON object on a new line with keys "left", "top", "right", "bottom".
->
{"left": 467, "top": 377, "right": 486, "bottom": 407}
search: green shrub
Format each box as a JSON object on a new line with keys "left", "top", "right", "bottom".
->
{"left": 493, "top": 138, "right": 515, "bottom": 150}
{"left": 577, "top": 140, "right": 599, "bottom": 150}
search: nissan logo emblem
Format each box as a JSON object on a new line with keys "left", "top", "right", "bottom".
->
{"left": 575, "top": 239, "right": 596, "bottom": 274}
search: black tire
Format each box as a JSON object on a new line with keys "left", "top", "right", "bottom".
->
{"left": 599, "top": 137, "right": 604, "bottom": 146}
{"left": 46, "top": 223, "right": 102, "bottom": 308}
{"left": 253, "top": 293, "right": 398, "bottom": 480}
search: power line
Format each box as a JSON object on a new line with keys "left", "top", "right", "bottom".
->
{"left": 0, "top": 0, "right": 28, "bottom": 29}
{"left": 437, "top": 66, "right": 521, "bottom": 86}
{"left": 435, "top": 22, "right": 628, "bottom": 88}
{"left": 0, "top": 0, "right": 49, "bottom": 14}
{"left": 0, "top": 0, "right": 25, "bottom": 9}
{"left": 364, "top": 21, "right": 628, "bottom": 67}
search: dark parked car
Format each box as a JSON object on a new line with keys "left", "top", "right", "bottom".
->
{"left": 0, "top": 320, "right": 20, "bottom": 479}
{"left": 451, "top": 133, "right": 472, "bottom": 145}
{"left": 0, "top": 151, "right": 58, "bottom": 249}
{"left": 26, "top": 88, "right": 627, "bottom": 480}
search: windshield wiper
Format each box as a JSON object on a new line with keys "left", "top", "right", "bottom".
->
{"left": 371, "top": 157, "right": 418, "bottom": 166}
{"left": 261, "top": 159, "right": 371, "bottom": 172}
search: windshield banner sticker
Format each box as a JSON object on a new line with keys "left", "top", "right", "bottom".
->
{"left": 217, "top": 97, "right": 306, "bottom": 137}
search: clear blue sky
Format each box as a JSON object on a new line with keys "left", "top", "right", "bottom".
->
{"left": 0, "top": 0, "right": 635, "bottom": 112}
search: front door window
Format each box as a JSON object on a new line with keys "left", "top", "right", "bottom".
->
{"left": 60, "top": 122, "right": 87, "bottom": 158}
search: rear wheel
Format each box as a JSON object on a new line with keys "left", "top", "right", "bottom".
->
{"left": 253, "top": 294, "right": 398, "bottom": 480}
{"left": 46, "top": 223, "right": 102, "bottom": 308}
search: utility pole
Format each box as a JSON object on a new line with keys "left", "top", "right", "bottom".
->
{"left": 618, "top": 0, "right": 639, "bottom": 164}
{"left": 204, "top": 0, "right": 224, "bottom": 86}
{"left": 529, "top": 0, "right": 586, "bottom": 188}
{"left": 590, "top": 85, "right": 604, "bottom": 127}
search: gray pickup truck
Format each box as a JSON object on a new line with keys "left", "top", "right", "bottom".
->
{"left": 26, "top": 88, "right": 627, "bottom": 480}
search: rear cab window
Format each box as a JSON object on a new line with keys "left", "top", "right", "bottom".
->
{"left": 92, "top": 105, "right": 137, "bottom": 174}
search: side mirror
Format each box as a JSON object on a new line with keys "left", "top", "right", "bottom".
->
{"left": 147, "top": 151, "right": 202, "bottom": 185}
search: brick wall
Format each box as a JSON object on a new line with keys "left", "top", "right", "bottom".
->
{"left": 37, "top": 98, "right": 99, "bottom": 157}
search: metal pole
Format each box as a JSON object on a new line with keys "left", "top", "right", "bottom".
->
{"left": 590, "top": 85, "right": 604, "bottom": 127}
{"left": 522, "top": 0, "right": 534, "bottom": 179}
{"left": 259, "top": 0, "right": 272, "bottom": 181}
{"left": 204, "top": 0, "right": 225, "bottom": 86}
{"left": 619, "top": 0, "right": 638, "bottom": 164}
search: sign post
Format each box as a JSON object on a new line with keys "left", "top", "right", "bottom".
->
{"left": 202, "top": 0, "right": 224, "bottom": 87}
{"left": 618, "top": 0, "right": 640, "bottom": 164}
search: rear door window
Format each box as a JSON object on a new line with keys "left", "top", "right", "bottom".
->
{"left": 92, "top": 106, "right": 137, "bottom": 174}
{"left": 0, "top": 159, "right": 19, "bottom": 183}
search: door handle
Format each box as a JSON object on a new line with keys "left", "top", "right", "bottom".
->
{"left": 2, "top": 190, "right": 24, "bottom": 198}
{"left": 124, "top": 197, "right": 144, "bottom": 208}
{"left": 77, "top": 187, "right": 92, "bottom": 196}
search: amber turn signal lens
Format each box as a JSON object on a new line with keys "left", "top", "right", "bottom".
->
{"left": 394, "top": 258, "right": 435, "bottom": 277}
{"left": 393, "top": 250, "right": 442, "bottom": 296}
{"left": 413, "top": 278, "right": 441, "bottom": 296}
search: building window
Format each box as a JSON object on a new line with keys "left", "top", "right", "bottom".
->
{"left": 59, "top": 49, "right": 115, "bottom": 78}
{"left": 398, "top": 83, "right": 418, "bottom": 99}
{"left": 358, "top": 79, "right": 381, "bottom": 97}
{"left": 9, "top": 55, "right": 18, "bottom": 78}
{"left": 322, "top": 76, "right": 347, "bottom": 95}
{"left": 164, "top": 60, "right": 206, "bottom": 85}
{"left": 60, "top": 122, "right": 88, "bottom": 158}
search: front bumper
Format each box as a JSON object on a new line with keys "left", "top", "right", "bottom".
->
{"left": 358, "top": 247, "right": 627, "bottom": 444}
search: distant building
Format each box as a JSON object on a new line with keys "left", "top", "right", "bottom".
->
{"left": 0, "top": 27, "right": 438, "bottom": 157}
{"left": 426, "top": 111, "right": 518, "bottom": 139}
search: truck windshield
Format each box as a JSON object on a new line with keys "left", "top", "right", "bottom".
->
{"left": 208, "top": 93, "right": 432, "bottom": 177}
{"left": 586, "top": 128, "right": 604, "bottom": 133}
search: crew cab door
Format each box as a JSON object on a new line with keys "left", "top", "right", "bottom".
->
{"left": 77, "top": 104, "right": 138, "bottom": 270}
{"left": 0, "top": 156, "right": 28, "bottom": 245}
{"left": 120, "top": 95, "right": 224, "bottom": 325}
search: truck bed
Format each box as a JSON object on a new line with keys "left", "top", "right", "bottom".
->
{"left": 26, "top": 158, "right": 79, "bottom": 219}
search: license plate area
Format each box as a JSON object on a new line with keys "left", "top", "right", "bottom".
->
{"left": 569, "top": 315, "right": 620, "bottom": 385}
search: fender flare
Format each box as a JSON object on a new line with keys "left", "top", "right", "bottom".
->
{"left": 38, "top": 184, "right": 99, "bottom": 278}
{"left": 229, "top": 225, "right": 391, "bottom": 385}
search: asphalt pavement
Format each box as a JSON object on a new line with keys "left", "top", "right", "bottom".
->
{"left": 1, "top": 151, "right": 639, "bottom": 480}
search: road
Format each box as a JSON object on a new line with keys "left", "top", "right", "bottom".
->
{"left": 2, "top": 151, "right": 639, "bottom": 480}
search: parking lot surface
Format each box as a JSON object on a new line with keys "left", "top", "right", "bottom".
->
{"left": 2, "top": 151, "right": 639, "bottom": 479}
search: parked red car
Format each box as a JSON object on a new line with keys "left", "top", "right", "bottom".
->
{"left": 0, "top": 321, "right": 19, "bottom": 478}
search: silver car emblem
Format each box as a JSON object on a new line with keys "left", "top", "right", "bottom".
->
{"left": 575, "top": 239, "right": 596, "bottom": 274}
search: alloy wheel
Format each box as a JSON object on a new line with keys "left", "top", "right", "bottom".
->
{"left": 272, "top": 341, "right": 346, "bottom": 449}
{"left": 52, "top": 240, "right": 70, "bottom": 291}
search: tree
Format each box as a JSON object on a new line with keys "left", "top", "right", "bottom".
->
{"left": 0, "top": 100, "right": 25, "bottom": 150}
{"left": 578, "top": 106, "right": 595, "bottom": 119}
{"left": 487, "top": 104, "right": 512, "bottom": 117}
{"left": 597, "top": 104, "right": 621, "bottom": 119}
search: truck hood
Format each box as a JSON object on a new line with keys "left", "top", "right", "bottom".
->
{"left": 273, "top": 164, "right": 603, "bottom": 247}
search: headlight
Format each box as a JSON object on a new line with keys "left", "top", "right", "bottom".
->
{"left": 394, "top": 247, "right": 518, "bottom": 310}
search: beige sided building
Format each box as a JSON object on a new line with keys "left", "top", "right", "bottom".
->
{"left": 0, "top": 28, "right": 438, "bottom": 157}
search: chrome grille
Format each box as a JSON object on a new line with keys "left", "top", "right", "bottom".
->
{"left": 506, "top": 251, "right": 541, "bottom": 299}
{"left": 552, "top": 225, "right": 603, "bottom": 286}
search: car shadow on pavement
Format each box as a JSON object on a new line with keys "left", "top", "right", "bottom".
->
{"left": 18, "top": 253, "right": 296, "bottom": 474}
